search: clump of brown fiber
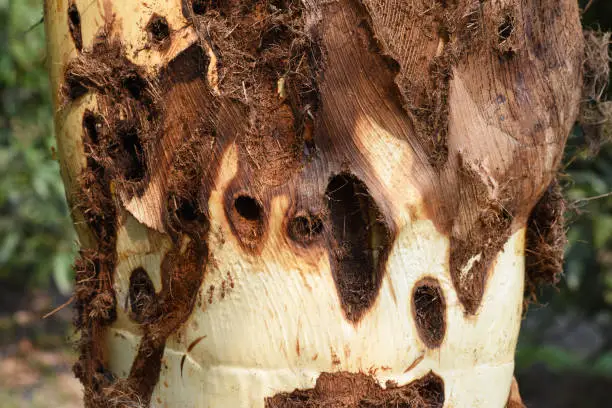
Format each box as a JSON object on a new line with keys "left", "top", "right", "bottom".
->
{"left": 525, "top": 179, "right": 567, "bottom": 304}
{"left": 72, "top": 103, "right": 120, "bottom": 407}
{"left": 62, "top": 35, "right": 161, "bottom": 198}
{"left": 266, "top": 371, "right": 444, "bottom": 408}
{"left": 183, "top": 0, "right": 319, "bottom": 188}
{"left": 579, "top": 30, "right": 612, "bottom": 153}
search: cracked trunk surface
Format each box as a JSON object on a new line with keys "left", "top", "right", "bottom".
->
{"left": 45, "top": 0, "right": 581, "bottom": 407}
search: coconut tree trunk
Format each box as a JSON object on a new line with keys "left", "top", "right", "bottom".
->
{"left": 45, "top": 0, "right": 582, "bottom": 407}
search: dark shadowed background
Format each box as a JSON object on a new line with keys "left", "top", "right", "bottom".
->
{"left": 0, "top": 0, "right": 610, "bottom": 407}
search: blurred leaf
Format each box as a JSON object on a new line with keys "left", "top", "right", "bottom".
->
{"left": 0, "top": 232, "right": 19, "bottom": 264}
{"left": 53, "top": 252, "right": 74, "bottom": 296}
{"left": 516, "top": 345, "right": 583, "bottom": 372}
{"left": 594, "top": 215, "right": 612, "bottom": 248}
{"left": 593, "top": 352, "right": 612, "bottom": 377}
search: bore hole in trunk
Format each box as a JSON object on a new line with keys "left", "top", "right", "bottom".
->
{"left": 288, "top": 213, "right": 323, "bottom": 244}
{"left": 146, "top": 14, "right": 170, "bottom": 44}
{"left": 176, "top": 199, "right": 199, "bottom": 222}
{"left": 122, "top": 73, "right": 147, "bottom": 101}
{"left": 167, "top": 192, "right": 209, "bottom": 238}
{"left": 498, "top": 15, "right": 514, "bottom": 42}
{"left": 64, "top": 74, "right": 88, "bottom": 100}
{"left": 234, "top": 195, "right": 262, "bottom": 221}
{"left": 412, "top": 278, "right": 446, "bottom": 348}
{"left": 227, "top": 194, "right": 265, "bottom": 249}
{"left": 117, "top": 127, "right": 146, "bottom": 181}
{"left": 67, "top": 2, "right": 82, "bottom": 51}
{"left": 163, "top": 43, "right": 210, "bottom": 84}
{"left": 82, "top": 110, "right": 99, "bottom": 145}
{"left": 325, "top": 173, "right": 391, "bottom": 322}
{"left": 129, "top": 267, "right": 158, "bottom": 323}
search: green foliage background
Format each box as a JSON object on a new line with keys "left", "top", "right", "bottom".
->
{"left": 0, "top": 0, "right": 610, "bottom": 389}
{"left": 0, "top": 0, "right": 76, "bottom": 294}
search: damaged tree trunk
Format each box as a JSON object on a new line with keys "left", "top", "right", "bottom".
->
{"left": 45, "top": 0, "right": 583, "bottom": 407}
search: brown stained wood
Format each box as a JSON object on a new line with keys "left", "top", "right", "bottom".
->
{"left": 438, "top": 0, "right": 582, "bottom": 315}
{"left": 309, "top": 0, "right": 580, "bottom": 316}
{"left": 356, "top": 0, "right": 583, "bottom": 315}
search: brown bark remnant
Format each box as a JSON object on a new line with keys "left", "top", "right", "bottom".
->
{"left": 71, "top": 61, "right": 121, "bottom": 405}
{"left": 73, "top": 249, "right": 117, "bottom": 406}
{"left": 524, "top": 179, "right": 566, "bottom": 303}
{"left": 447, "top": 156, "right": 515, "bottom": 315}
{"left": 505, "top": 377, "right": 526, "bottom": 408}
{"left": 302, "top": 0, "right": 580, "bottom": 316}
{"left": 118, "top": 241, "right": 207, "bottom": 405}
{"left": 63, "top": 29, "right": 210, "bottom": 406}
{"left": 412, "top": 278, "right": 446, "bottom": 348}
{"left": 522, "top": 30, "right": 611, "bottom": 306}
{"left": 427, "top": 0, "right": 581, "bottom": 315}
{"left": 67, "top": 1, "right": 82, "bottom": 51}
{"left": 325, "top": 173, "right": 393, "bottom": 322}
{"left": 357, "top": 0, "right": 475, "bottom": 167}
{"left": 266, "top": 371, "right": 444, "bottom": 408}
